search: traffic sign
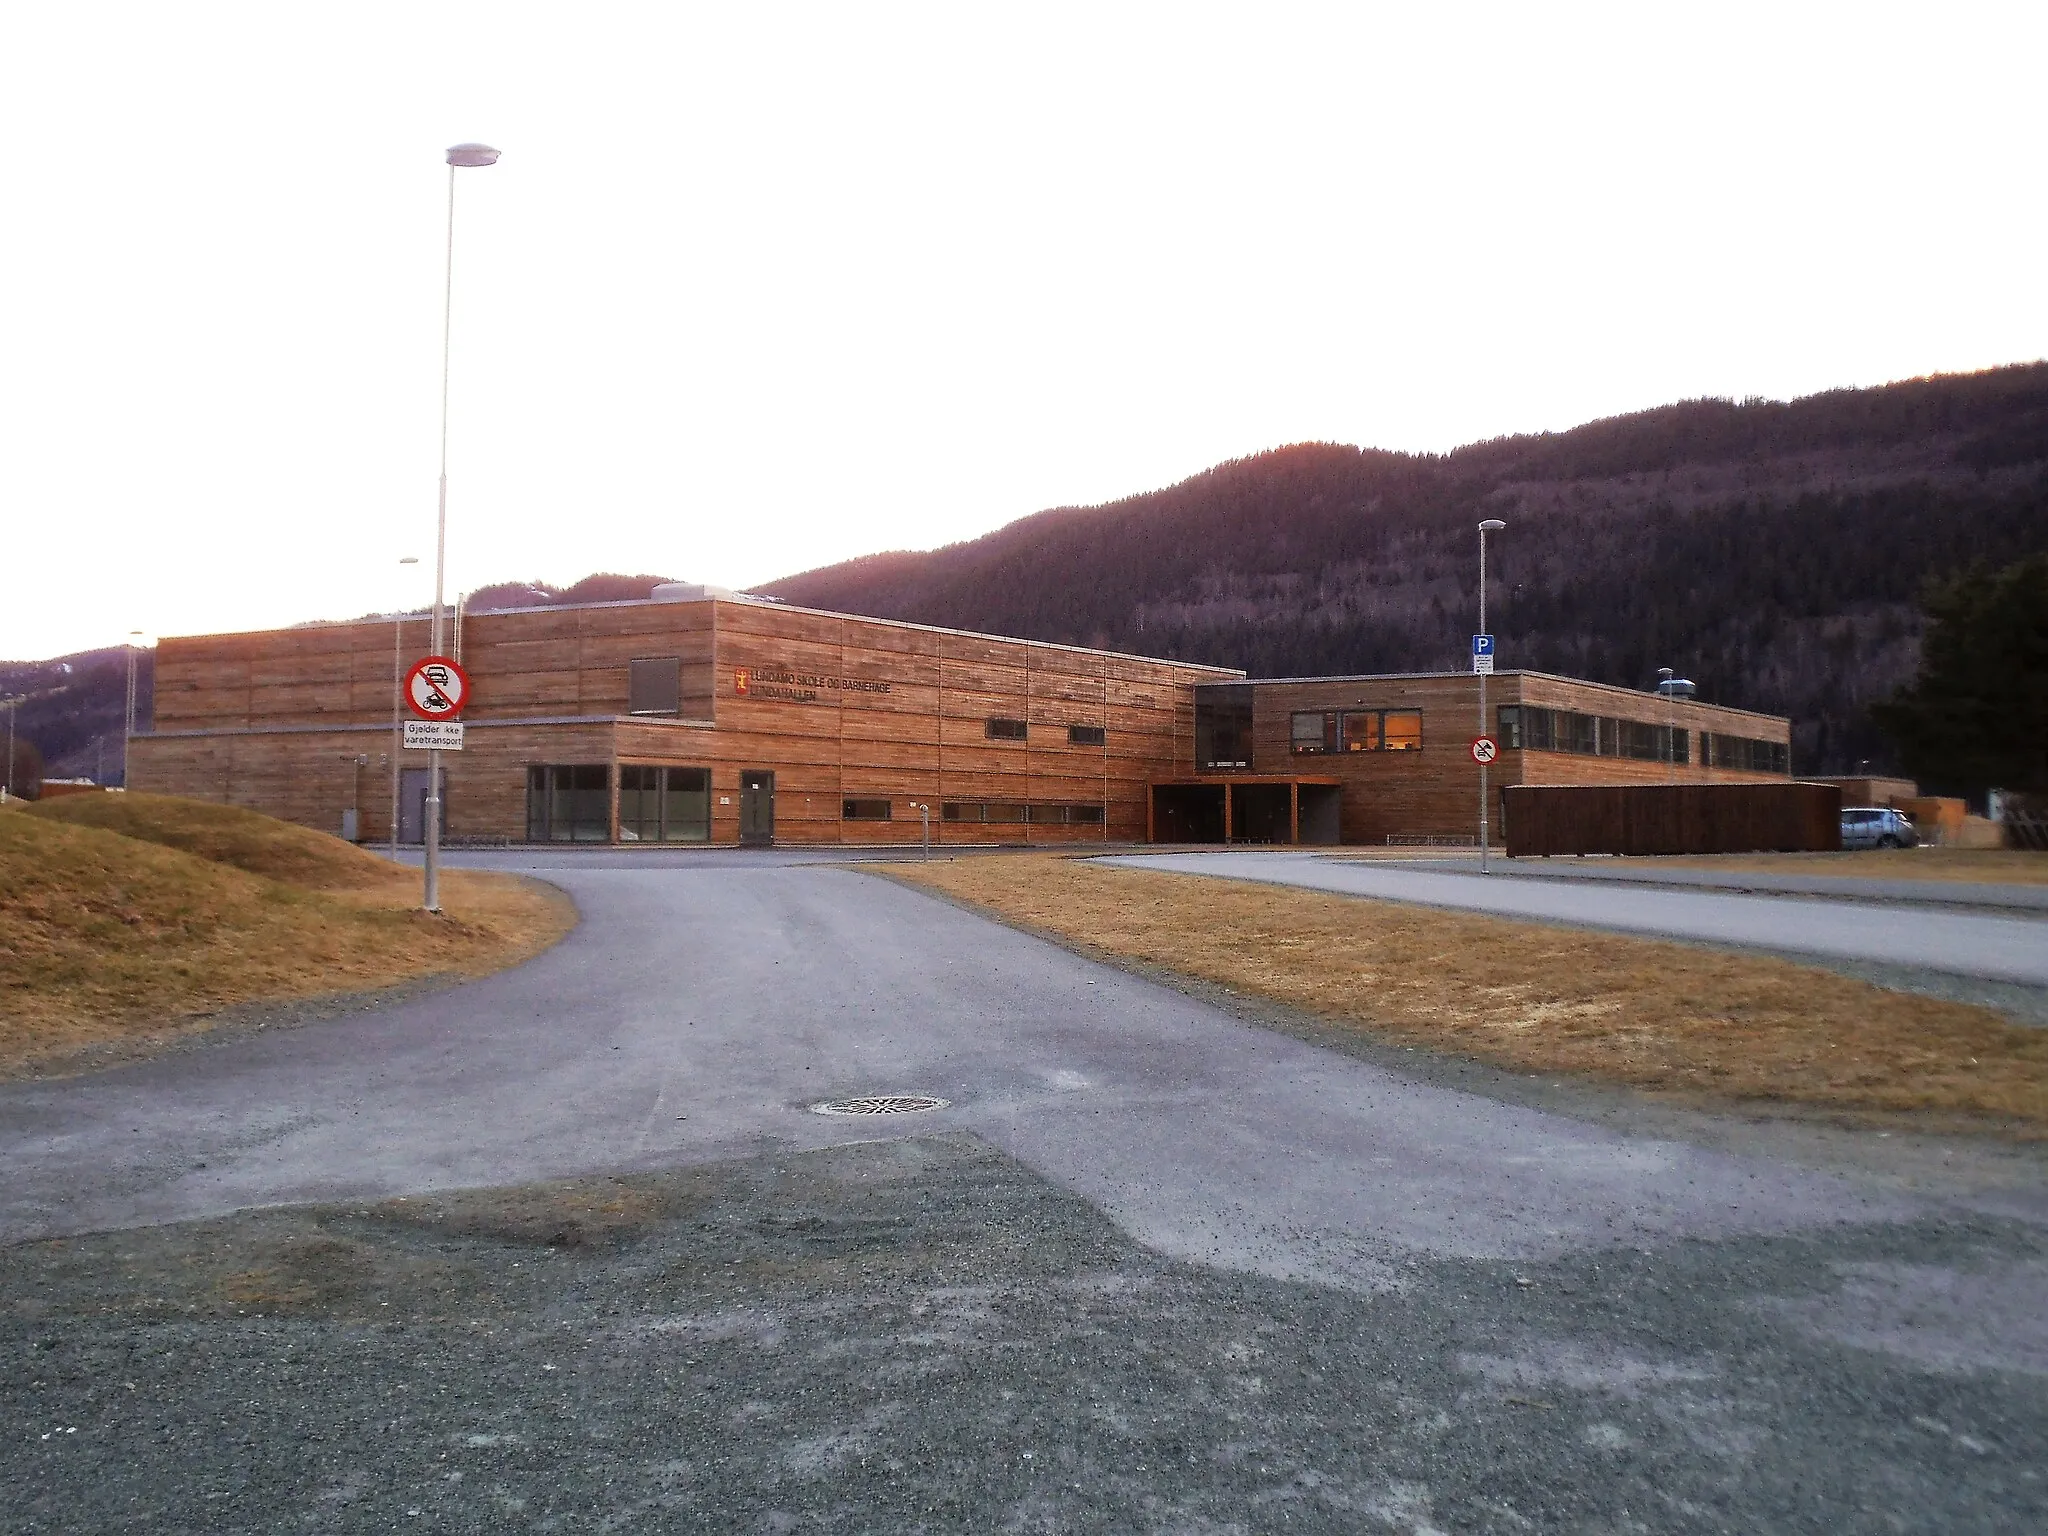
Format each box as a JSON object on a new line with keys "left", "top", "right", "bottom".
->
{"left": 1472, "top": 633, "right": 1495, "bottom": 675}
{"left": 1470, "top": 735, "right": 1498, "bottom": 765}
{"left": 404, "top": 655, "right": 470, "bottom": 720}
{"left": 403, "top": 720, "right": 465, "bottom": 751}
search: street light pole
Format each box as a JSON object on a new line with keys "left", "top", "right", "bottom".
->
{"left": 123, "top": 630, "right": 144, "bottom": 789}
{"left": 2, "top": 695, "right": 22, "bottom": 800}
{"left": 391, "top": 555, "right": 420, "bottom": 858}
{"left": 423, "top": 142, "right": 501, "bottom": 914}
{"left": 1477, "top": 519, "right": 1506, "bottom": 872}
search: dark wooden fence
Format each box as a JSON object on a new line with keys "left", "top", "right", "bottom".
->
{"left": 1502, "top": 782, "right": 1842, "bottom": 857}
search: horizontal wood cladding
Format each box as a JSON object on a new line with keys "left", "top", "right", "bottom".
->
{"left": 1240, "top": 673, "right": 1793, "bottom": 846}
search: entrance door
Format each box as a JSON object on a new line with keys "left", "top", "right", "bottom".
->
{"left": 739, "top": 770, "right": 775, "bottom": 846}
{"left": 398, "top": 767, "right": 447, "bottom": 845}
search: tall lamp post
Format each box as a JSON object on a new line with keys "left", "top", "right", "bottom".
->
{"left": 1477, "top": 519, "right": 1506, "bottom": 872}
{"left": 123, "top": 630, "right": 145, "bottom": 788}
{"left": 390, "top": 555, "right": 420, "bottom": 857}
{"left": 423, "top": 141, "right": 501, "bottom": 914}
{"left": 2, "top": 695, "right": 23, "bottom": 799}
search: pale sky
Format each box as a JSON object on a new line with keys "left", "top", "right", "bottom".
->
{"left": 3, "top": 2, "right": 2043, "bottom": 660}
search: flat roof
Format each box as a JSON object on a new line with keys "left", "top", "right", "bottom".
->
{"left": 172, "top": 594, "right": 1245, "bottom": 679}
{"left": 1219, "top": 669, "right": 1789, "bottom": 725}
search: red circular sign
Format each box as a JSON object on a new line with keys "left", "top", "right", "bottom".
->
{"left": 405, "top": 655, "right": 471, "bottom": 720}
{"left": 1469, "top": 735, "right": 1499, "bottom": 765}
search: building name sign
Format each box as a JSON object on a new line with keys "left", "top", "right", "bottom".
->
{"left": 733, "top": 667, "right": 894, "bottom": 704}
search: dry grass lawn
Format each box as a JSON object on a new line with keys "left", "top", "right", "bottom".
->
{"left": 883, "top": 853, "right": 2048, "bottom": 1134}
{"left": 2, "top": 794, "right": 574, "bottom": 1075}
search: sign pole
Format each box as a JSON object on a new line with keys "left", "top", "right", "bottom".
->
{"left": 1475, "top": 518, "right": 1506, "bottom": 872}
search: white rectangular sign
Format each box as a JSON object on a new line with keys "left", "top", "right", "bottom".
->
{"left": 1472, "top": 655, "right": 1494, "bottom": 675}
{"left": 402, "top": 720, "right": 465, "bottom": 751}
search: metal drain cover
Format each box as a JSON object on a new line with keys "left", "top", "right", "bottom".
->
{"left": 810, "top": 1094, "right": 950, "bottom": 1117}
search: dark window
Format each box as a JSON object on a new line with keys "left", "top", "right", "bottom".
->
{"left": 1291, "top": 711, "right": 1337, "bottom": 754}
{"left": 1068, "top": 803, "right": 1105, "bottom": 824}
{"left": 617, "top": 764, "right": 709, "bottom": 842}
{"left": 527, "top": 764, "right": 610, "bottom": 842}
{"left": 1704, "top": 734, "right": 1788, "bottom": 775}
{"left": 842, "top": 798, "right": 892, "bottom": 821}
{"left": 987, "top": 717, "right": 1028, "bottom": 740}
{"left": 1559, "top": 711, "right": 1599, "bottom": 755}
{"left": 942, "top": 802, "right": 982, "bottom": 822}
{"left": 1496, "top": 706, "right": 1523, "bottom": 749}
{"left": 628, "top": 658, "right": 682, "bottom": 716}
{"left": 1067, "top": 724, "right": 1106, "bottom": 747}
{"left": 1196, "top": 683, "right": 1255, "bottom": 771}
{"left": 984, "top": 803, "right": 1028, "bottom": 822}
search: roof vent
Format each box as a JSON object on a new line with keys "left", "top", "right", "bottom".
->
{"left": 651, "top": 582, "right": 736, "bottom": 603}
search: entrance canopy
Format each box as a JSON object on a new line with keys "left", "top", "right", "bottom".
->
{"left": 1148, "top": 777, "right": 1342, "bottom": 845}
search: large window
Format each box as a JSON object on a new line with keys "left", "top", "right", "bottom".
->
{"left": 1195, "top": 683, "right": 1254, "bottom": 771}
{"left": 842, "top": 799, "right": 892, "bottom": 821}
{"left": 1703, "top": 734, "right": 1789, "bottom": 774}
{"left": 1067, "top": 724, "right": 1106, "bottom": 747}
{"left": 1500, "top": 706, "right": 1690, "bottom": 766}
{"left": 628, "top": 658, "right": 682, "bottom": 716}
{"left": 1291, "top": 711, "right": 1337, "bottom": 754}
{"left": 942, "top": 801, "right": 1105, "bottom": 825}
{"left": 617, "top": 765, "right": 710, "bottom": 842}
{"left": 527, "top": 764, "right": 611, "bottom": 842}
{"left": 1292, "top": 709, "right": 1423, "bottom": 753}
{"left": 986, "top": 717, "right": 1028, "bottom": 740}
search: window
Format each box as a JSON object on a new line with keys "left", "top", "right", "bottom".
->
{"left": 984, "top": 803, "right": 1028, "bottom": 822}
{"left": 842, "top": 798, "right": 892, "bottom": 821}
{"left": 1291, "top": 711, "right": 1337, "bottom": 754}
{"left": 1342, "top": 712, "right": 1380, "bottom": 752}
{"left": 942, "top": 802, "right": 982, "bottom": 822}
{"left": 1067, "top": 803, "right": 1105, "bottom": 825}
{"left": 1496, "top": 706, "right": 1523, "bottom": 749}
{"left": 527, "top": 764, "right": 610, "bottom": 842}
{"left": 940, "top": 800, "right": 1104, "bottom": 826}
{"left": 1067, "top": 724, "right": 1106, "bottom": 747}
{"left": 986, "top": 717, "right": 1028, "bottom": 740}
{"left": 1704, "top": 734, "right": 1789, "bottom": 775}
{"left": 1196, "top": 683, "right": 1255, "bottom": 771}
{"left": 617, "top": 765, "right": 709, "bottom": 842}
{"left": 628, "top": 658, "right": 682, "bottom": 716}
{"left": 1381, "top": 711, "right": 1423, "bottom": 751}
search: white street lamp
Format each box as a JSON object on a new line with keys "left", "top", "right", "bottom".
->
{"left": 391, "top": 555, "right": 420, "bottom": 857}
{"left": 1477, "top": 519, "right": 1506, "bottom": 872}
{"left": 422, "top": 142, "right": 500, "bottom": 914}
{"left": 123, "top": 630, "right": 145, "bottom": 789}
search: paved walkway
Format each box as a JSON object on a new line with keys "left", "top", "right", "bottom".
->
{"left": 1374, "top": 854, "right": 2048, "bottom": 913}
{"left": 1099, "top": 851, "right": 2048, "bottom": 986}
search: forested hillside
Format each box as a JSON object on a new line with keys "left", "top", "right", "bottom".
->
{"left": 762, "top": 365, "right": 2048, "bottom": 774}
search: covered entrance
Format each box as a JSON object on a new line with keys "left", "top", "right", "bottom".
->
{"left": 1147, "top": 777, "right": 1342, "bottom": 845}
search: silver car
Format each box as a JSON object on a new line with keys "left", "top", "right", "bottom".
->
{"left": 1840, "top": 806, "right": 1918, "bottom": 850}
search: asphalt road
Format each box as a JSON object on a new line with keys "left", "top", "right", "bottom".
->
{"left": 1101, "top": 851, "right": 2048, "bottom": 988}
{"left": 5, "top": 851, "right": 2045, "bottom": 1531}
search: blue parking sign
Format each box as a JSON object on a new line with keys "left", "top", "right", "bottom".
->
{"left": 1472, "top": 634, "right": 1494, "bottom": 657}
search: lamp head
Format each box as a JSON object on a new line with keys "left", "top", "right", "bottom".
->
{"left": 446, "top": 143, "right": 501, "bottom": 168}
{"left": 400, "top": 556, "right": 420, "bottom": 566}
{"left": 1479, "top": 519, "right": 1506, "bottom": 532}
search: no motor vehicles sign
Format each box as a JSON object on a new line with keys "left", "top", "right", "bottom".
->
{"left": 1470, "top": 735, "right": 1498, "bottom": 765}
{"left": 405, "top": 656, "right": 470, "bottom": 720}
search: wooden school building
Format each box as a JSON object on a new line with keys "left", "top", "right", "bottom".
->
{"left": 129, "top": 589, "right": 1795, "bottom": 848}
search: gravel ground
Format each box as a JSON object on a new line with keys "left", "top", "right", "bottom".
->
{"left": 5, "top": 1134, "right": 2045, "bottom": 1534}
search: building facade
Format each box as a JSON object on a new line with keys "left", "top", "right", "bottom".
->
{"left": 130, "top": 592, "right": 1795, "bottom": 848}
{"left": 131, "top": 593, "right": 1239, "bottom": 848}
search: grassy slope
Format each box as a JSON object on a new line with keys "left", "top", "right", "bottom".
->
{"left": 2, "top": 795, "right": 574, "bottom": 1075}
{"left": 884, "top": 854, "right": 2048, "bottom": 1134}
